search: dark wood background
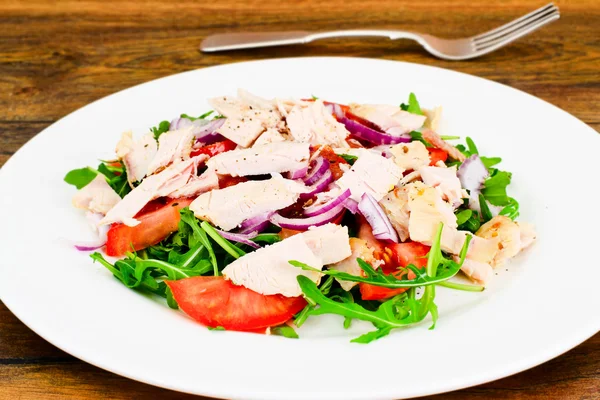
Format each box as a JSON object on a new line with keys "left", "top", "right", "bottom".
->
{"left": 1, "top": 0, "right": 598, "bottom": 398}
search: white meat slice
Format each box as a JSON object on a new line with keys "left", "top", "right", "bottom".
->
{"left": 349, "top": 104, "right": 426, "bottom": 136}
{"left": 99, "top": 155, "right": 208, "bottom": 227}
{"left": 189, "top": 174, "right": 308, "bottom": 231}
{"left": 390, "top": 141, "right": 430, "bottom": 171}
{"left": 419, "top": 165, "right": 466, "bottom": 208}
{"left": 301, "top": 224, "right": 351, "bottom": 265}
{"left": 72, "top": 174, "right": 121, "bottom": 215}
{"left": 406, "top": 182, "right": 458, "bottom": 253}
{"left": 476, "top": 216, "right": 535, "bottom": 266}
{"left": 146, "top": 127, "right": 195, "bottom": 174}
{"left": 222, "top": 234, "right": 323, "bottom": 297}
{"left": 466, "top": 235, "right": 498, "bottom": 265}
{"left": 379, "top": 187, "right": 410, "bottom": 242}
{"left": 422, "top": 129, "right": 466, "bottom": 162}
{"left": 115, "top": 131, "right": 158, "bottom": 184}
{"left": 253, "top": 128, "right": 286, "bottom": 146}
{"left": 423, "top": 106, "right": 442, "bottom": 131}
{"left": 286, "top": 99, "right": 350, "bottom": 148}
{"left": 168, "top": 168, "right": 219, "bottom": 198}
{"left": 209, "top": 90, "right": 282, "bottom": 147}
{"left": 329, "top": 238, "right": 380, "bottom": 291}
{"left": 335, "top": 151, "right": 403, "bottom": 202}
{"left": 456, "top": 257, "right": 493, "bottom": 285}
{"left": 207, "top": 142, "right": 309, "bottom": 177}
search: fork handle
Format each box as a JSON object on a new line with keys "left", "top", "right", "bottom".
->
{"left": 200, "top": 30, "right": 424, "bottom": 52}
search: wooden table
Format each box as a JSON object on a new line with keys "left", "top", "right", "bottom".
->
{"left": 1, "top": 0, "right": 598, "bottom": 398}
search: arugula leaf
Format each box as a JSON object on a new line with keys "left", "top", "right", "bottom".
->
{"left": 499, "top": 197, "right": 520, "bottom": 220}
{"left": 437, "top": 280, "right": 484, "bottom": 292}
{"left": 439, "top": 135, "right": 460, "bottom": 140}
{"left": 457, "top": 209, "right": 481, "bottom": 233}
{"left": 294, "top": 276, "right": 335, "bottom": 328}
{"left": 252, "top": 233, "right": 281, "bottom": 245}
{"left": 480, "top": 156, "right": 502, "bottom": 169}
{"left": 201, "top": 221, "right": 246, "bottom": 258}
{"left": 482, "top": 170, "right": 512, "bottom": 206}
{"left": 151, "top": 120, "right": 170, "bottom": 140}
{"left": 64, "top": 167, "right": 98, "bottom": 189}
{"left": 97, "top": 161, "right": 131, "bottom": 198}
{"left": 455, "top": 209, "right": 473, "bottom": 226}
{"left": 179, "top": 209, "right": 219, "bottom": 276}
{"left": 181, "top": 110, "right": 214, "bottom": 121}
{"left": 479, "top": 193, "right": 494, "bottom": 222}
{"left": 465, "top": 137, "right": 479, "bottom": 155}
{"left": 339, "top": 154, "right": 358, "bottom": 165}
{"left": 400, "top": 93, "right": 423, "bottom": 115}
{"left": 208, "top": 326, "right": 226, "bottom": 331}
{"left": 271, "top": 325, "right": 299, "bottom": 339}
{"left": 409, "top": 131, "right": 433, "bottom": 147}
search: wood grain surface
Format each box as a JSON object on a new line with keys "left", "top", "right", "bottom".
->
{"left": 0, "top": 0, "right": 598, "bottom": 398}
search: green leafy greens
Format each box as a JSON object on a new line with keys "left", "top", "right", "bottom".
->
{"left": 400, "top": 92, "right": 423, "bottom": 115}
{"left": 294, "top": 223, "right": 472, "bottom": 343}
{"left": 64, "top": 160, "right": 131, "bottom": 198}
{"left": 339, "top": 154, "right": 358, "bottom": 165}
{"left": 151, "top": 120, "right": 171, "bottom": 140}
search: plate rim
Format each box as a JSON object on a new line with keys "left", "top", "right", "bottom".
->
{"left": 1, "top": 56, "right": 599, "bottom": 400}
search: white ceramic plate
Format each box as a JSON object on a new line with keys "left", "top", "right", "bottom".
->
{"left": 1, "top": 57, "right": 599, "bottom": 400}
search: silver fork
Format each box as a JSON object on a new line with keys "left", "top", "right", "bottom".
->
{"left": 201, "top": 3, "right": 560, "bottom": 60}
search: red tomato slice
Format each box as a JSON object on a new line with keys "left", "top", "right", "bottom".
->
{"left": 166, "top": 276, "right": 307, "bottom": 331}
{"left": 428, "top": 148, "right": 448, "bottom": 166}
{"left": 190, "top": 139, "right": 237, "bottom": 158}
{"left": 359, "top": 242, "right": 431, "bottom": 301}
{"left": 105, "top": 197, "right": 193, "bottom": 257}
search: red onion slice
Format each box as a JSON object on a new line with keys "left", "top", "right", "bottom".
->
{"left": 299, "top": 169, "right": 334, "bottom": 199}
{"left": 341, "top": 116, "right": 411, "bottom": 145}
{"left": 303, "top": 189, "right": 351, "bottom": 217}
{"left": 193, "top": 118, "right": 226, "bottom": 144}
{"left": 270, "top": 203, "right": 345, "bottom": 230}
{"left": 457, "top": 155, "right": 490, "bottom": 214}
{"left": 343, "top": 198, "right": 359, "bottom": 214}
{"left": 215, "top": 229, "right": 260, "bottom": 249}
{"left": 286, "top": 165, "right": 309, "bottom": 180}
{"left": 358, "top": 193, "right": 399, "bottom": 243}
{"left": 170, "top": 117, "right": 194, "bottom": 131}
{"left": 303, "top": 156, "right": 330, "bottom": 185}
{"left": 238, "top": 212, "right": 274, "bottom": 234}
{"left": 458, "top": 155, "right": 489, "bottom": 192}
{"left": 74, "top": 242, "right": 105, "bottom": 252}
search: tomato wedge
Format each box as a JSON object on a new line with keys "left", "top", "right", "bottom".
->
{"left": 190, "top": 139, "right": 237, "bottom": 158}
{"left": 166, "top": 276, "right": 307, "bottom": 331}
{"left": 359, "top": 242, "right": 431, "bottom": 301}
{"left": 428, "top": 148, "right": 448, "bottom": 166}
{"left": 105, "top": 197, "right": 193, "bottom": 257}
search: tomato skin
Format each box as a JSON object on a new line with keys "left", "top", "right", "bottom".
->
{"left": 190, "top": 139, "right": 237, "bottom": 158}
{"left": 360, "top": 270, "right": 411, "bottom": 300}
{"left": 428, "top": 148, "right": 448, "bottom": 166}
{"left": 166, "top": 276, "right": 307, "bottom": 331}
{"left": 278, "top": 228, "right": 302, "bottom": 240}
{"left": 313, "top": 145, "right": 349, "bottom": 180}
{"left": 105, "top": 197, "right": 193, "bottom": 257}
{"left": 359, "top": 242, "right": 431, "bottom": 301}
{"left": 218, "top": 175, "right": 247, "bottom": 188}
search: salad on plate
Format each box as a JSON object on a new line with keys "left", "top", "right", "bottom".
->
{"left": 65, "top": 90, "right": 536, "bottom": 343}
